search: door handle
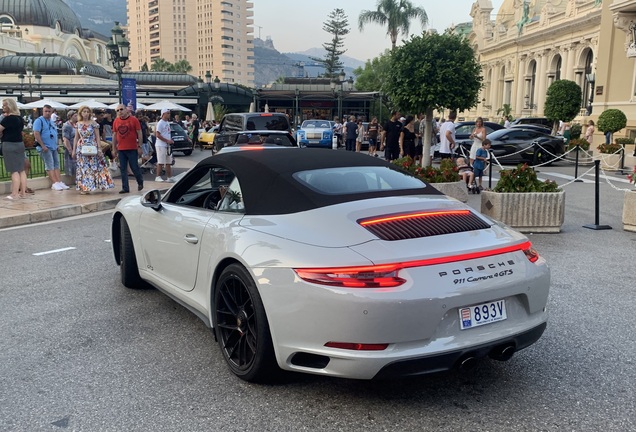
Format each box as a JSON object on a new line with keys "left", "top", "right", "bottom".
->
{"left": 184, "top": 234, "right": 199, "bottom": 244}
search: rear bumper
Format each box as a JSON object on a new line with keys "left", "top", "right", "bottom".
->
{"left": 373, "top": 322, "right": 546, "bottom": 379}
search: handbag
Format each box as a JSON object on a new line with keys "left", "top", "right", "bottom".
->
{"left": 82, "top": 145, "right": 98, "bottom": 156}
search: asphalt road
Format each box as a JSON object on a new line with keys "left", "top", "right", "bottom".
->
{"left": 0, "top": 161, "right": 634, "bottom": 431}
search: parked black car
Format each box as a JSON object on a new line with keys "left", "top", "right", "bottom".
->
{"left": 510, "top": 123, "right": 553, "bottom": 135}
{"left": 455, "top": 128, "right": 566, "bottom": 165}
{"left": 216, "top": 130, "right": 298, "bottom": 154}
{"left": 511, "top": 117, "right": 552, "bottom": 128}
{"left": 213, "top": 112, "right": 291, "bottom": 152}
{"left": 450, "top": 121, "right": 506, "bottom": 156}
{"left": 149, "top": 122, "right": 194, "bottom": 155}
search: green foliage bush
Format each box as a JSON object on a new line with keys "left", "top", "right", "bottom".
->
{"left": 567, "top": 138, "right": 590, "bottom": 151}
{"left": 597, "top": 109, "right": 627, "bottom": 134}
{"left": 569, "top": 123, "right": 582, "bottom": 139}
{"left": 615, "top": 137, "right": 633, "bottom": 145}
{"left": 393, "top": 157, "right": 460, "bottom": 183}
{"left": 597, "top": 143, "right": 622, "bottom": 154}
{"left": 544, "top": 80, "right": 582, "bottom": 123}
{"left": 493, "top": 164, "right": 561, "bottom": 193}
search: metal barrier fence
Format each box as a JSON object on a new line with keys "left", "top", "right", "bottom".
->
{"left": 0, "top": 147, "right": 65, "bottom": 181}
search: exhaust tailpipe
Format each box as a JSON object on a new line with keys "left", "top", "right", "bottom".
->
{"left": 489, "top": 344, "right": 516, "bottom": 361}
{"left": 458, "top": 356, "right": 478, "bottom": 371}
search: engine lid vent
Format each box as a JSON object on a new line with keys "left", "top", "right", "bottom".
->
{"left": 358, "top": 210, "right": 491, "bottom": 241}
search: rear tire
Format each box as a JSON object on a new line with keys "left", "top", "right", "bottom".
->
{"left": 214, "top": 264, "right": 278, "bottom": 382}
{"left": 182, "top": 150, "right": 193, "bottom": 156}
{"left": 532, "top": 147, "right": 553, "bottom": 166}
{"left": 120, "top": 218, "right": 144, "bottom": 289}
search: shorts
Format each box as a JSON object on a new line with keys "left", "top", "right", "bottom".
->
{"left": 39, "top": 147, "right": 60, "bottom": 171}
{"left": 368, "top": 137, "right": 377, "bottom": 147}
{"left": 473, "top": 167, "right": 484, "bottom": 178}
{"left": 156, "top": 146, "right": 172, "bottom": 164}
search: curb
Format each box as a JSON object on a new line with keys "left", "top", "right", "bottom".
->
{"left": 0, "top": 198, "right": 121, "bottom": 229}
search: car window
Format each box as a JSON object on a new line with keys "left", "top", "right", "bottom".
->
{"left": 222, "top": 115, "right": 242, "bottom": 132}
{"left": 485, "top": 126, "right": 498, "bottom": 134}
{"left": 217, "top": 177, "right": 244, "bottom": 213}
{"left": 170, "top": 123, "right": 185, "bottom": 133}
{"left": 250, "top": 115, "right": 290, "bottom": 131}
{"left": 294, "top": 166, "right": 425, "bottom": 195}
{"left": 455, "top": 125, "right": 473, "bottom": 135}
{"left": 169, "top": 166, "right": 236, "bottom": 209}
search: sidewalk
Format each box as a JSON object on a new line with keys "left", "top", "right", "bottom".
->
{"left": 0, "top": 177, "right": 170, "bottom": 229}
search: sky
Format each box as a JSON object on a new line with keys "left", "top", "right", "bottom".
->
{"left": 253, "top": 1, "right": 504, "bottom": 62}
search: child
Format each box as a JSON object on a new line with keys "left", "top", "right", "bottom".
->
{"left": 455, "top": 157, "right": 475, "bottom": 190}
{"left": 473, "top": 139, "right": 491, "bottom": 190}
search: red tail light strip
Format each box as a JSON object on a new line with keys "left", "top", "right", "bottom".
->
{"left": 359, "top": 209, "right": 472, "bottom": 226}
{"left": 324, "top": 342, "right": 389, "bottom": 351}
{"left": 294, "top": 241, "right": 537, "bottom": 288}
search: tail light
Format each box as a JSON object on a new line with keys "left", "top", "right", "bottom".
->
{"left": 294, "top": 241, "right": 540, "bottom": 288}
{"left": 294, "top": 264, "right": 405, "bottom": 288}
{"left": 324, "top": 342, "right": 389, "bottom": 351}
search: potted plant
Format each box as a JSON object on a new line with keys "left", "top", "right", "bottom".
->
{"left": 481, "top": 163, "right": 565, "bottom": 233}
{"left": 597, "top": 109, "right": 627, "bottom": 170}
{"left": 565, "top": 138, "right": 593, "bottom": 165}
{"left": 623, "top": 166, "right": 636, "bottom": 232}
{"left": 393, "top": 157, "right": 468, "bottom": 202}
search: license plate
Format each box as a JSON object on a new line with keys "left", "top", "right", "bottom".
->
{"left": 173, "top": 137, "right": 184, "bottom": 141}
{"left": 459, "top": 300, "right": 506, "bottom": 330}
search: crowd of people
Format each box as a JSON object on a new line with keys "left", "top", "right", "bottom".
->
{"left": 0, "top": 99, "right": 196, "bottom": 200}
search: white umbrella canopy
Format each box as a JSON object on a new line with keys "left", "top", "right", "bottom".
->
{"left": 106, "top": 101, "right": 147, "bottom": 110}
{"left": 16, "top": 101, "right": 29, "bottom": 109}
{"left": 248, "top": 102, "right": 255, "bottom": 113}
{"left": 205, "top": 101, "right": 215, "bottom": 122}
{"left": 23, "top": 99, "right": 69, "bottom": 109}
{"left": 144, "top": 100, "right": 191, "bottom": 112}
{"left": 68, "top": 99, "right": 109, "bottom": 109}
{"left": 264, "top": 103, "right": 269, "bottom": 113}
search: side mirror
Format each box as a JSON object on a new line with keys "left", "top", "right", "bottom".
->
{"left": 141, "top": 190, "right": 162, "bottom": 211}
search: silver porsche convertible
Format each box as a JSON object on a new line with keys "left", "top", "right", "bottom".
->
{"left": 111, "top": 149, "right": 549, "bottom": 382}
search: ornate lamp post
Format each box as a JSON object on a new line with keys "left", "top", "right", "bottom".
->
{"left": 106, "top": 21, "right": 130, "bottom": 104}
{"left": 201, "top": 71, "right": 222, "bottom": 119}
{"left": 586, "top": 72, "right": 595, "bottom": 116}
{"left": 330, "top": 70, "right": 353, "bottom": 121}
{"left": 17, "top": 65, "right": 42, "bottom": 102}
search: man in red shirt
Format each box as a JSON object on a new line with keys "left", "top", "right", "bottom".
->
{"left": 111, "top": 103, "right": 144, "bottom": 193}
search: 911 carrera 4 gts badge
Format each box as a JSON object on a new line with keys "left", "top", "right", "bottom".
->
{"left": 438, "top": 259, "right": 516, "bottom": 278}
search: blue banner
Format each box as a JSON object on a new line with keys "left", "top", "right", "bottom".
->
{"left": 121, "top": 78, "right": 137, "bottom": 111}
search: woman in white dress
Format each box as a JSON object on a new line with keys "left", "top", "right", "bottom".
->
{"left": 469, "top": 117, "right": 486, "bottom": 165}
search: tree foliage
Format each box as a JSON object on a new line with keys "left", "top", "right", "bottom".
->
{"left": 597, "top": 109, "right": 627, "bottom": 134}
{"left": 310, "top": 8, "right": 350, "bottom": 78}
{"left": 150, "top": 58, "right": 193, "bottom": 73}
{"left": 352, "top": 51, "right": 391, "bottom": 91}
{"left": 385, "top": 32, "right": 482, "bottom": 165}
{"left": 359, "top": 0, "right": 428, "bottom": 50}
{"left": 543, "top": 79, "right": 582, "bottom": 131}
{"left": 385, "top": 32, "right": 481, "bottom": 113}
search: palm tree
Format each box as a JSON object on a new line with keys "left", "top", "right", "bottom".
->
{"left": 150, "top": 58, "right": 171, "bottom": 72}
{"left": 358, "top": 0, "right": 428, "bottom": 50}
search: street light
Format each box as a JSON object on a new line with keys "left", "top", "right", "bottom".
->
{"left": 17, "top": 65, "right": 42, "bottom": 101}
{"left": 107, "top": 21, "right": 130, "bottom": 104}
{"left": 586, "top": 72, "right": 595, "bottom": 116}
{"left": 199, "top": 71, "right": 222, "bottom": 120}
{"left": 330, "top": 70, "right": 354, "bottom": 120}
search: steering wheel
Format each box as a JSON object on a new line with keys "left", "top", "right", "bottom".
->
{"left": 203, "top": 190, "right": 221, "bottom": 210}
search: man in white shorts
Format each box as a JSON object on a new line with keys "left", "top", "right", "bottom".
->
{"left": 154, "top": 108, "right": 174, "bottom": 182}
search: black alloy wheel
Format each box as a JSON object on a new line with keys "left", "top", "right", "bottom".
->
{"left": 119, "top": 217, "right": 145, "bottom": 288}
{"left": 532, "top": 145, "right": 553, "bottom": 166}
{"left": 214, "top": 264, "right": 278, "bottom": 382}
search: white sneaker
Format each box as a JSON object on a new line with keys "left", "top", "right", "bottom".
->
{"left": 59, "top": 182, "right": 70, "bottom": 190}
{"left": 51, "top": 183, "right": 63, "bottom": 191}
{"left": 166, "top": 177, "right": 176, "bottom": 183}
{"left": 154, "top": 176, "right": 165, "bottom": 182}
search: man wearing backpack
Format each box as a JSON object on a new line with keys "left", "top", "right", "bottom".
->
{"left": 33, "top": 104, "right": 68, "bottom": 190}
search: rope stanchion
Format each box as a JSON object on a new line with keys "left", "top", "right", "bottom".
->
{"left": 574, "top": 145, "right": 583, "bottom": 182}
{"left": 583, "top": 160, "right": 612, "bottom": 231}
{"left": 488, "top": 151, "right": 493, "bottom": 189}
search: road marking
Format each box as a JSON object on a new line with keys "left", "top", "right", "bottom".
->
{"left": 33, "top": 247, "right": 76, "bottom": 256}
{"left": 541, "top": 172, "right": 594, "bottom": 183}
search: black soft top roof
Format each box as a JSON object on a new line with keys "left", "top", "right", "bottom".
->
{"left": 196, "top": 148, "right": 443, "bottom": 215}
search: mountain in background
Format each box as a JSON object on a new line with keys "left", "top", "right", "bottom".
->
{"left": 253, "top": 38, "right": 362, "bottom": 88}
{"left": 56, "top": 1, "right": 365, "bottom": 88}
{"left": 63, "top": 0, "right": 127, "bottom": 37}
